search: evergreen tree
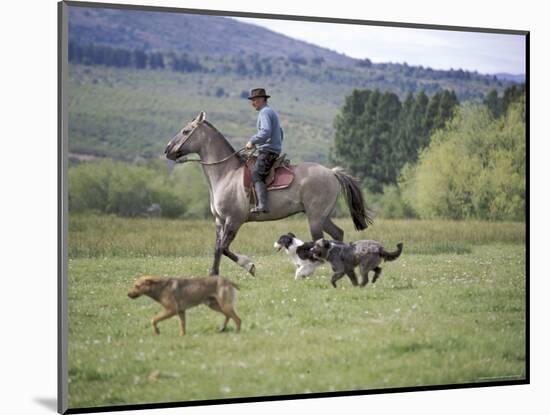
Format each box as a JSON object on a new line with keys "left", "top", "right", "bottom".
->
{"left": 436, "top": 90, "right": 459, "bottom": 128}
{"left": 424, "top": 90, "right": 459, "bottom": 133}
{"left": 157, "top": 53, "right": 165, "bottom": 69}
{"left": 396, "top": 92, "right": 417, "bottom": 167}
{"left": 412, "top": 90, "right": 430, "bottom": 149}
{"left": 133, "top": 49, "right": 147, "bottom": 69}
{"left": 332, "top": 88, "right": 459, "bottom": 193}
{"left": 502, "top": 84, "right": 525, "bottom": 114}
{"left": 331, "top": 89, "right": 373, "bottom": 173}
{"left": 482, "top": 84, "right": 525, "bottom": 119}
{"left": 424, "top": 91, "right": 441, "bottom": 133}
{"left": 149, "top": 52, "right": 165, "bottom": 69}
{"left": 483, "top": 89, "right": 501, "bottom": 118}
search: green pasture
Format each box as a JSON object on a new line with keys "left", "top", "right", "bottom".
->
{"left": 67, "top": 215, "right": 526, "bottom": 409}
{"left": 68, "top": 64, "right": 340, "bottom": 163}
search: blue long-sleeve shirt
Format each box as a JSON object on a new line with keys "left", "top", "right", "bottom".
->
{"left": 250, "top": 105, "right": 283, "bottom": 154}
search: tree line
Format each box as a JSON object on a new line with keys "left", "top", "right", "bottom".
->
{"left": 68, "top": 42, "right": 510, "bottom": 102}
{"left": 68, "top": 42, "right": 203, "bottom": 72}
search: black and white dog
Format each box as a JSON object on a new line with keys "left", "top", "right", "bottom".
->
{"left": 274, "top": 232, "right": 324, "bottom": 279}
{"left": 311, "top": 239, "right": 403, "bottom": 288}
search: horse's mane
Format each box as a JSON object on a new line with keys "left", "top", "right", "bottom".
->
{"left": 202, "top": 119, "right": 224, "bottom": 137}
{"left": 202, "top": 119, "right": 245, "bottom": 165}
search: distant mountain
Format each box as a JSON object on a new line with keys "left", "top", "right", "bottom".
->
{"left": 68, "top": 5, "right": 521, "bottom": 102}
{"left": 494, "top": 73, "right": 526, "bottom": 83}
{"left": 68, "top": 6, "right": 356, "bottom": 65}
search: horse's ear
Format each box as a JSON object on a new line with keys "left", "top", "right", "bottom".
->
{"left": 196, "top": 111, "right": 206, "bottom": 123}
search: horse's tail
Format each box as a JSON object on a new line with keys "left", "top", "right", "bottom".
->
{"left": 332, "top": 167, "right": 373, "bottom": 230}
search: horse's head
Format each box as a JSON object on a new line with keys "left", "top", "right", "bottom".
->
{"left": 165, "top": 111, "right": 207, "bottom": 161}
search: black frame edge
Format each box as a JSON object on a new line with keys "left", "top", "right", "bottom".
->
{"left": 63, "top": 0, "right": 528, "bottom": 36}
{"left": 65, "top": 379, "right": 528, "bottom": 414}
{"left": 524, "top": 31, "right": 530, "bottom": 385}
{"left": 58, "top": 1, "right": 70, "bottom": 414}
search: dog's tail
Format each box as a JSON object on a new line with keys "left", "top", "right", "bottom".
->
{"left": 217, "top": 278, "right": 239, "bottom": 308}
{"left": 218, "top": 277, "right": 240, "bottom": 291}
{"left": 227, "top": 282, "right": 239, "bottom": 307}
{"left": 332, "top": 167, "right": 374, "bottom": 231}
{"left": 381, "top": 242, "right": 403, "bottom": 261}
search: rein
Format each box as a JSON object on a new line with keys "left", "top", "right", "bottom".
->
{"left": 175, "top": 147, "right": 250, "bottom": 165}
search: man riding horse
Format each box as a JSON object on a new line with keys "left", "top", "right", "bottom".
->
{"left": 165, "top": 107, "right": 372, "bottom": 276}
{"left": 245, "top": 88, "right": 283, "bottom": 214}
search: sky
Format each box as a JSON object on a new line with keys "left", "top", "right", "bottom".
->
{"left": 232, "top": 17, "right": 526, "bottom": 75}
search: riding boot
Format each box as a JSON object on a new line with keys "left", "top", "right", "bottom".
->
{"left": 250, "top": 181, "right": 269, "bottom": 213}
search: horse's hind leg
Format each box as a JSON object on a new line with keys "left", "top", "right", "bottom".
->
{"left": 306, "top": 210, "right": 334, "bottom": 241}
{"left": 210, "top": 218, "right": 225, "bottom": 276}
{"left": 323, "top": 218, "right": 344, "bottom": 241}
{"left": 308, "top": 218, "right": 325, "bottom": 242}
{"left": 303, "top": 179, "right": 339, "bottom": 242}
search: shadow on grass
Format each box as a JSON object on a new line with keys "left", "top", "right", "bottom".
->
{"left": 405, "top": 242, "right": 472, "bottom": 255}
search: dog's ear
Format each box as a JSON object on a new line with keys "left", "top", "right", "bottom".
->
{"left": 141, "top": 276, "right": 159, "bottom": 286}
{"left": 287, "top": 232, "right": 296, "bottom": 238}
{"left": 323, "top": 240, "right": 330, "bottom": 249}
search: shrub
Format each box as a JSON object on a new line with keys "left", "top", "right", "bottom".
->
{"left": 68, "top": 159, "right": 189, "bottom": 218}
{"left": 400, "top": 99, "right": 525, "bottom": 220}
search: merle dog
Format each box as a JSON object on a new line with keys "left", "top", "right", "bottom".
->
{"left": 274, "top": 232, "right": 324, "bottom": 279}
{"left": 311, "top": 239, "right": 403, "bottom": 288}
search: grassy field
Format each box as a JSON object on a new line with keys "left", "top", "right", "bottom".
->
{"left": 67, "top": 215, "right": 526, "bottom": 409}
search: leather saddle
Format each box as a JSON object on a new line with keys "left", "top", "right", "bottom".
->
{"left": 243, "top": 153, "right": 295, "bottom": 202}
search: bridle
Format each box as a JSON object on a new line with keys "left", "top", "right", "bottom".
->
{"left": 172, "top": 122, "right": 251, "bottom": 165}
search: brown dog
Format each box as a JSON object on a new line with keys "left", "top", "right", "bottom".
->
{"left": 128, "top": 275, "right": 241, "bottom": 335}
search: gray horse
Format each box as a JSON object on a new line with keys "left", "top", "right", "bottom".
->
{"left": 165, "top": 112, "right": 372, "bottom": 276}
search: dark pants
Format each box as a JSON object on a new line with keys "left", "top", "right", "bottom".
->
{"left": 252, "top": 151, "right": 279, "bottom": 183}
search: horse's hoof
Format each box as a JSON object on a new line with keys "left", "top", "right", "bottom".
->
{"left": 248, "top": 264, "right": 256, "bottom": 276}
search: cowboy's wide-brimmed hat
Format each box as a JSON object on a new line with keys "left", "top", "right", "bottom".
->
{"left": 247, "top": 88, "right": 271, "bottom": 100}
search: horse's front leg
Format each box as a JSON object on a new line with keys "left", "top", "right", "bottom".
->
{"left": 222, "top": 219, "right": 256, "bottom": 276}
{"left": 225, "top": 247, "right": 255, "bottom": 276}
{"left": 213, "top": 218, "right": 255, "bottom": 276}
